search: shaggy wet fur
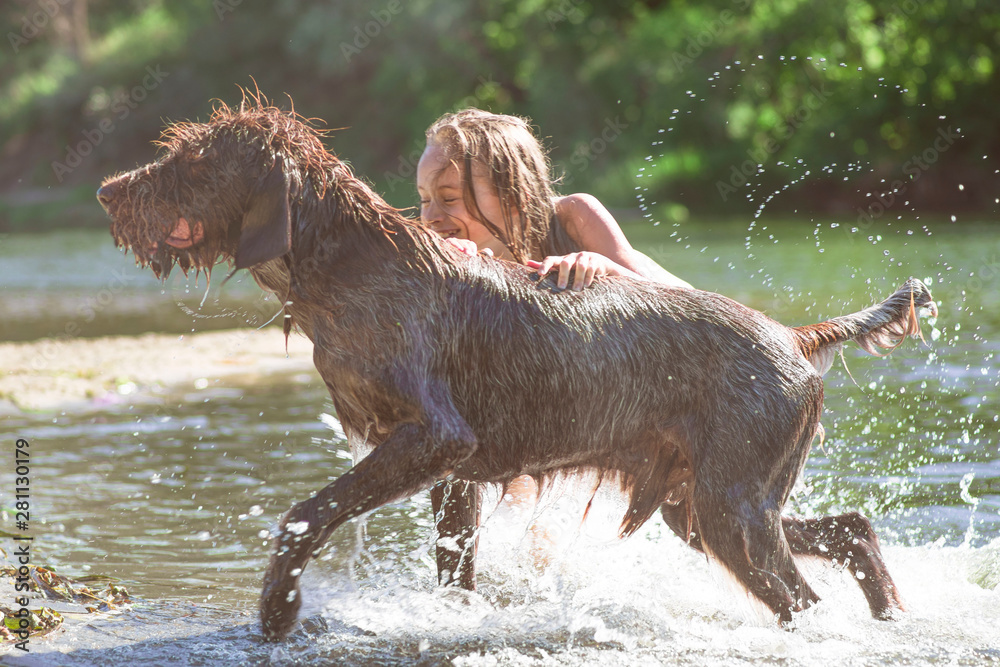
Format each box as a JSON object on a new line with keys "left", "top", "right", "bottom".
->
{"left": 97, "top": 97, "right": 937, "bottom": 641}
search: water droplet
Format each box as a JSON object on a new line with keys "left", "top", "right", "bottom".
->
{"left": 287, "top": 521, "right": 310, "bottom": 535}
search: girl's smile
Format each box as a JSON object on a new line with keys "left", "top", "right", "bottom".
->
{"left": 416, "top": 143, "right": 515, "bottom": 260}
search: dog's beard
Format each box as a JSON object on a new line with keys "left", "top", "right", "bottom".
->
{"left": 111, "top": 211, "right": 224, "bottom": 281}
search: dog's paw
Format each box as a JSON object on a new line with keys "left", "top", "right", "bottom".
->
{"left": 260, "top": 569, "right": 304, "bottom": 641}
{"left": 260, "top": 528, "right": 313, "bottom": 641}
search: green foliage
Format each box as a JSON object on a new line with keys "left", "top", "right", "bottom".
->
{"left": 0, "top": 0, "right": 995, "bottom": 229}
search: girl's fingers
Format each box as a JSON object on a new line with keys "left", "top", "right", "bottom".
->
{"left": 536, "top": 254, "right": 607, "bottom": 291}
{"left": 572, "top": 256, "right": 590, "bottom": 291}
{"left": 445, "top": 237, "right": 478, "bottom": 255}
{"left": 536, "top": 256, "right": 558, "bottom": 277}
{"left": 584, "top": 263, "right": 600, "bottom": 290}
{"left": 557, "top": 255, "right": 578, "bottom": 289}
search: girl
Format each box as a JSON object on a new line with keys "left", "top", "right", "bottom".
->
{"left": 416, "top": 108, "right": 691, "bottom": 291}
{"left": 416, "top": 109, "right": 690, "bottom": 565}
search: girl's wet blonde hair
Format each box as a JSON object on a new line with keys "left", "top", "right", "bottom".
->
{"left": 425, "top": 109, "right": 578, "bottom": 263}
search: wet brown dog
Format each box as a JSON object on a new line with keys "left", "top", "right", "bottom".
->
{"left": 97, "top": 97, "right": 936, "bottom": 641}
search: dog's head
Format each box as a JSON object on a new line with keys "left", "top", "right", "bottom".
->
{"left": 98, "top": 96, "right": 331, "bottom": 279}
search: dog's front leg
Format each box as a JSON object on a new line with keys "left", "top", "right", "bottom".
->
{"left": 430, "top": 480, "right": 480, "bottom": 590}
{"left": 260, "top": 421, "right": 477, "bottom": 641}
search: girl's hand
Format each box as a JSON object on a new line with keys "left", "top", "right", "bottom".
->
{"left": 444, "top": 237, "right": 479, "bottom": 255}
{"left": 530, "top": 252, "right": 625, "bottom": 291}
{"left": 444, "top": 237, "right": 493, "bottom": 257}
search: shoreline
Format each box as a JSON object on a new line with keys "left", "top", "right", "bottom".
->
{"left": 0, "top": 328, "right": 316, "bottom": 414}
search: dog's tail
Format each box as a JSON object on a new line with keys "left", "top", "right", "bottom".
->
{"left": 792, "top": 278, "right": 937, "bottom": 375}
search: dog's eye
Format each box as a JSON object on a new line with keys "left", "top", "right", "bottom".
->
{"left": 189, "top": 147, "right": 216, "bottom": 164}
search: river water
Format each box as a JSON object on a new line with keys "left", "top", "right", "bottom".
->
{"left": 0, "top": 218, "right": 997, "bottom": 665}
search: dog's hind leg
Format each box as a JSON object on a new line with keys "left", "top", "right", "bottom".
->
{"left": 260, "top": 421, "right": 477, "bottom": 641}
{"left": 782, "top": 512, "right": 905, "bottom": 619}
{"left": 430, "top": 479, "right": 480, "bottom": 590}
{"left": 695, "top": 490, "right": 820, "bottom": 623}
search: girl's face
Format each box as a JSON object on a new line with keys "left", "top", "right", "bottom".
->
{"left": 416, "top": 143, "right": 514, "bottom": 260}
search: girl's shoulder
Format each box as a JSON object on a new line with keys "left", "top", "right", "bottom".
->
{"left": 554, "top": 192, "right": 606, "bottom": 218}
{"left": 553, "top": 192, "right": 623, "bottom": 243}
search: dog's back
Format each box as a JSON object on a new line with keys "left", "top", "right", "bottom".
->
{"left": 418, "top": 260, "right": 822, "bottom": 531}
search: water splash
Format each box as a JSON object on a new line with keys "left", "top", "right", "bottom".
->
{"left": 637, "top": 54, "right": 999, "bottom": 553}
{"left": 959, "top": 472, "right": 980, "bottom": 547}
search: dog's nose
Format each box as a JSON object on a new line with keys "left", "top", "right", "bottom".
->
{"left": 96, "top": 183, "right": 116, "bottom": 209}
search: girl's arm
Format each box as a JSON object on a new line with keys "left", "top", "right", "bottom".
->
{"left": 535, "top": 193, "right": 692, "bottom": 290}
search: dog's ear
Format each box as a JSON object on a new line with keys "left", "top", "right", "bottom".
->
{"left": 235, "top": 157, "right": 292, "bottom": 270}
